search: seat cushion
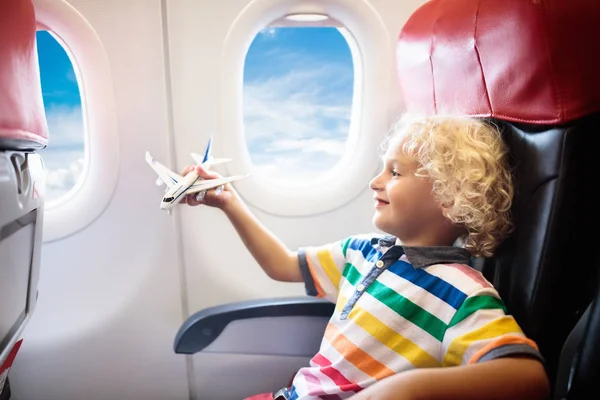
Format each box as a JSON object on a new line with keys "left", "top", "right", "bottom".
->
{"left": 395, "top": 0, "right": 600, "bottom": 124}
{"left": 0, "top": 0, "right": 48, "bottom": 149}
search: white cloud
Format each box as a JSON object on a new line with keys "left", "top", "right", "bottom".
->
{"left": 259, "top": 27, "right": 277, "bottom": 38}
{"left": 261, "top": 137, "right": 345, "bottom": 156}
{"left": 243, "top": 57, "right": 354, "bottom": 182}
{"left": 44, "top": 158, "right": 85, "bottom": 201}
{"left": 39, "top": 105, "right": 86, "bottom": 202}
{"left": 66, "top": 69, "right": 77, "bottom": 83}
{"left": 43, "top": 104, "right": 84, "bottom": 147}
{"left": 251, "top": 153, "right": 340, "bottom": 185}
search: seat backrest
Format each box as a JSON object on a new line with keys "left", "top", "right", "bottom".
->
{"left": 490, "top": 115, "right": 599, "bottom": 385}
{"left": 554, "top": 265, "right": 600, "bottom": 400}
{"left": 0, "top": 0, "right": 47, "bottom": 151}
{"left": 395, "top": 0, "right": 600, "bottom": 386}
{"left": 0, "top": 0, "right": 48, "bottom": 390}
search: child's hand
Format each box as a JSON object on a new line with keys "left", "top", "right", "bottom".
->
{"left": 180, "top": 165, "right": 236, "bottom": 210}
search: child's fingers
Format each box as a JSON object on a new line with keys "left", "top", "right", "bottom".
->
{"left": 180, "top": 165, "right": 195, "bottom": 176}
{"left": 195, "top": 165, "right": 220, "bottom": 179}
{"left": 184, "top": 193, "right": 203, "bottom": 206}
{"left": 202, "top": 189, "right": 229, "bottom": 208}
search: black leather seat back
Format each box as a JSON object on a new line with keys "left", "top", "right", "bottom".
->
{"left": 487, "top": 115, "right": 600, "bottom": 382}
{"left": 553, "top": 259, "right": 600, "bottom": 399}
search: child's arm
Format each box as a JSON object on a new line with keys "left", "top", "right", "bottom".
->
{"left": 182, "top": 165, "right": 302, "bottom": 283}
{"left": 221, "top": 188, "right": 302, "bottom": 282}
{"left": 348, "top": 357, "right": 550, "bottom": 400}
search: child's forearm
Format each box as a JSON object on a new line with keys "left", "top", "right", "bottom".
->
{"left": 223, "top": 192, "right": 303, "bottom": 282}
{"left": 350, "top": 357, "right": 550, "bottom": 400}
{"left": 410, "top": 358, "right": 549, "bottom": 400}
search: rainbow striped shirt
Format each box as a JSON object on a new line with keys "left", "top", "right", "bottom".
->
{"left": 290, "top": 234, "right": 542, "bottom": 400}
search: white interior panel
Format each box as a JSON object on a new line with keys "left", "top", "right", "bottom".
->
{"left": 167, "top": 0, "right": 384, "bottom": 310}
{"left": 10, "top": 0, "right": 189, "bottom": 399}
{"left": 35, "top": 0, "right": 120, "bottom": 243}
{"left": 5, "top": 0, "right": 427, "bottom": 399}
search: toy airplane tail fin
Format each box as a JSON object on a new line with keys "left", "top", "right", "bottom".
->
{"left": 202, "top": 157, "right": 231, "bottom": 168}
{"left": 189, "top": 136, "right": 232, "bottom": 169}
{"left": 202, "top": 136, "right": 213, "bottom": 163}
{"left": 189, "top": 153, "right": 232, "bottom": 169}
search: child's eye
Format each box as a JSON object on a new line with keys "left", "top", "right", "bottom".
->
{"left": 391, "top": 170, "right": 401, "bottom": 177}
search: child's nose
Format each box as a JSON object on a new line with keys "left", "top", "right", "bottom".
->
{"left": 369, "top": 174, "right": 383, "bottom": 191}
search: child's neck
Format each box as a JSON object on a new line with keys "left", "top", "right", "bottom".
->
{"left": 395, "top": 234, "right": 464, "bottom": 248}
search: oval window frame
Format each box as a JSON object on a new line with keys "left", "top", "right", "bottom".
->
{"left": 219, "top": 0, "right": 393, "bottom": 216}
{"left": 33, "top": 0, "right": 119, "bottom": 243}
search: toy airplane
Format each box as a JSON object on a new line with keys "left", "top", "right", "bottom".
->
{"left": 145, "top": 137, "right": 247, "bottom": 211}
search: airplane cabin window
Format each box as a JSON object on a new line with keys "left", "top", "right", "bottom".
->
{"left": 243, "top": 26, "right": 354, "bottom": 184}
{"left": 33, "top": 0, "right": 119, "bottom": 243}
{"left": 36, "top": 30, "right": 85, "bottom": 205}
{"left": 220, "top": 1, "right": 392, "bottom": 216}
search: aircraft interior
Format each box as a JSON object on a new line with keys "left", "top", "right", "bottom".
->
{"left": 1, "top": 0, "right": 600, "bottom": 399}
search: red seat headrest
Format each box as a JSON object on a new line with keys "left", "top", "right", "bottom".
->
{"left": 0, "top": 0, "right": 48, "bottom": 147}
{"left": 396, "top": 0, "right": 600, "bottom": 124}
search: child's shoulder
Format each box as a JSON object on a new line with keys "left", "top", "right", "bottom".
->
{"left": 424, "top": 262, "right": 498, "bottom": 298}
{"left": 336, "top": 232, "right": 388, "bottom": 247}
{"left": 341, "top": 233, "right": 394, "bottom": 253}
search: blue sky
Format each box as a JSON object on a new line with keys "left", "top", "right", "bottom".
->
{"left": 37, "top": 26, "right": 354, "bottom": 200}
{"left": 36, "top": 31, "right": 85, "bottom": 201}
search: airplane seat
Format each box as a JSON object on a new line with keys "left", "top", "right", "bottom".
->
{"left": 0, "top": 0, "right": 49, "bottom": 398}
{"left": 174, "top": 0, "right": 600, "bottom": 397}
{"left": 553, "top": 262, "right": 600, "bottom": 400}
{"left": 395, "top": 0, "right": 600, "bottom": 388}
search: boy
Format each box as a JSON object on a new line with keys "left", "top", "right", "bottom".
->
{"left": 182, "top": 115, "right": 550, "bottom": 399}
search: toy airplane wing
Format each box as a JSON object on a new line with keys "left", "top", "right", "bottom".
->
{"left": 145, "top": 151, "right": 183, "bottom": 188}
{"left": 184, "top": 174, "right": 248, "bottom": 195}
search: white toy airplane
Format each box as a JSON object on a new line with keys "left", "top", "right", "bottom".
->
{"left": 145, "top": 137, "right": 247, "bottom": 211}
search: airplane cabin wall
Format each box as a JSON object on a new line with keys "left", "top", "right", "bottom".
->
{"left": 9, "top": 0, "right": 426, "bottom": 399}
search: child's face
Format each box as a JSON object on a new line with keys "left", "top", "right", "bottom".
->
{"left": 369, "top": 145, "right": 451, "bottom": 246}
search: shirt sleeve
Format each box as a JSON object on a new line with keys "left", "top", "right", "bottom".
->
{"left": 298, "top": 237, "right": 352, "bottom": 303}
{"left": 441, "top": 286, "right": 544, "bottom": 366}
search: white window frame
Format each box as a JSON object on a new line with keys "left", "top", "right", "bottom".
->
{"left": 218, "top": 0, "right": 393, "bottom": 216}
{"left": 34, "top": 0, "right": 119, "bottom": 243}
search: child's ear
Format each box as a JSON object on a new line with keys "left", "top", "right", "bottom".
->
{"left": 439, "top": 201, "right": 454, "bottom": 216}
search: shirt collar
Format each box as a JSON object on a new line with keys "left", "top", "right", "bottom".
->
{"left": 371, "top": 235, "right": 472, "bottom": 269}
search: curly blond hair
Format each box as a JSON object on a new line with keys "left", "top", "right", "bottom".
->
{"left": 383, "top": 114, "right": 514, "bottom": 257}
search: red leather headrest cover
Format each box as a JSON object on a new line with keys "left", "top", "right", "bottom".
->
{"left": 396, "top": 0, "right": 600, "bottom": 124}
{"left": 0, "top": 0, "right": 48, "bottom": 146}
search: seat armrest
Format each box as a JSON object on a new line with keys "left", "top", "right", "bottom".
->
{"left": 174, "top": 297, "right": 335, "bottom": 354}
